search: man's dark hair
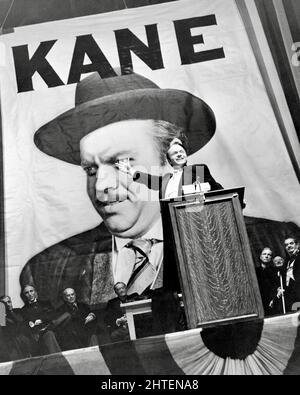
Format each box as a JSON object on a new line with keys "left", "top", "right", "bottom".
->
{"left": 151, "top": 120, "right": 188, "bottom": 166}
{"left": 284, "top": 235, "right": 299, "bottom": 244}
{"left": 260, "top": 247, "right": 273, "bottom": 255}
{"left": 21, "top": 284, "right": 36, "bottom": 295}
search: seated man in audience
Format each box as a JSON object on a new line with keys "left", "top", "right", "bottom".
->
{"left": 256, "top": 247, "right": 277, "bottom": 316}
{"left": 55, "top": 288, "right": 98, "bottom": 351}
{"left": 105, "top": 282, "right": 140, "bottom": 342}
{"left": 20, "top": 285, "right": 61, "bottom": 356}
{"left": 0, "top": 295, "right": 32, "bottom": 361}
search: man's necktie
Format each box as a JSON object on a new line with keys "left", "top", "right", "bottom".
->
{"left": 126, "top": 239, "right": 159, "bottom": 295}
{"left": 286, "top": 259, "right": 296, "bottom": 286}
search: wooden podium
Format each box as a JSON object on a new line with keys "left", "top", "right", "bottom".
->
{"left": 161, "top": 188, "right": 264, "bottom": 329}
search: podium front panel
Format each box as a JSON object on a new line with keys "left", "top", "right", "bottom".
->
{"left": 167, "top": 192, "right": 263, "bottom": 328}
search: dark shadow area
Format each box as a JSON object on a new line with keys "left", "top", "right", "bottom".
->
{"left": 0, "top": 0, "right": 178, "bottom": 31}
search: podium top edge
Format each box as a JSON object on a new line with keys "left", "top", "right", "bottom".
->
{"left": 160, "top": 187, "right": 245, "bottom": 203}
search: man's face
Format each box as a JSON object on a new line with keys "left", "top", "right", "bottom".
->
{"left": 284, "top": 238, "right": 299, "bottom": 257}
{"left": 63, "top": 289, "right": 76, "bottom": 304}
{"left": 114, "top": 283, "right": 127, "bottom": 299}
{"left": 80, "top": 120, "right": 162, "bottom": 238}
{"left": 273, "top": 256, "right": 284, "bottom": 268}
{"left": 260, "top": 248, "right": 272, "bottom": 264}
{"left": 23, "top": 286, "right": 37, "bottom": 304}
{"left": 167, "top": 144, "right": 187, "bottom": 169}
{"left": 1, "top": 297, "right": 12, "bottom": 311}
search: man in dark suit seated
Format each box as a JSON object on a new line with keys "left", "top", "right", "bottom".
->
{"left": 0, "top": 296, "right": 32, "bottom": 361}
{"left": 105, "top": 282, "right": 141, "bottom": 342}
{"left": 54, "top": 288, "right": 98, "bottom": 351}
{"left": 20, "top": 285, "right": 61, "bottom": 356}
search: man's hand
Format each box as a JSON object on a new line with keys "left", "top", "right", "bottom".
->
{"left": 277, "top": 288, "right": 285, "bottom": 299}
{"left": 29, "top": 319, "right": 43, "bottom": 328}
{"left": 84, "top": 313, "right": 96, "bottom": 325}
{"left": 116, "top": 315, "right": 127, "bottom": 328}
{"left": 115, "top": 160, "right": 135, "bottom": 177}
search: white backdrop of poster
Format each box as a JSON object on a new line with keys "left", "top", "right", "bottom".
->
{"left": 0, "top": 0, "right": 299, "bottom": 305}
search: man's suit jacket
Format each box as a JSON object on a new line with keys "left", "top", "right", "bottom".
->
{"left": 21, "top": 301, "right": 55, "bottom": 325}
{"left": 20, "top": 300, "right": 56, "bottom": 340}
{"left": 284, "top": 254, "right": 300, "bottom": 312}
{"left": 134, "top": 164, "right": 223, "bottom": 199}
{"left": 255, "top": 265, "right": 278, "bottom": 314}
{"left": 54, "top": 301, "right": 96, "bottom": 349}
{"left": 0, "top": 308, "right": 32, "bottom": 362}
{"left": 104, "top": 294, "right": 138, "bottom": 332}
{"left": 56, "top": 302, "right": 93, "bottom": 325}
{"left": 20, "top": 224, "right": 114, "bottom": 309}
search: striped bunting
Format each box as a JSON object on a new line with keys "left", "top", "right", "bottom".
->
{"left": 0, "top": 313, "right": 299, "bottom": 375}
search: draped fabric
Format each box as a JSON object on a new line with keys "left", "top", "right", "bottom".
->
{"left": 283, "top": 0, "right": 300, "bottom": 43}
{"left": 255, "top": 0, "right": 300, "bottom": 141}
{"left": 0, "top": 106, "right": 4, "bottom": 296}
{"left": 0, "top": 0, "right": 178, "bottom": 31}
{"left": 0, "top": 313, "right": 299, "bottom": 375}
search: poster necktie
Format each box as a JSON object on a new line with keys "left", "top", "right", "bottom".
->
{"left": 126, "top": 239, "right": 159, "bottom": 295}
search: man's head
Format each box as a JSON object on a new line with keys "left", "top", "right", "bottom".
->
{"left": 167, "top": 143, "right": 188, "bottom": 170}
{"left": 273, "top": 256, "right": 284, "bottom": 268}
{"left": 284, "top": 237, "right": 300, "bottom": 257}
{"left": 63, "top": 288, "right": 77, "bottom": 304}
{"left": 0, "top": 296, "right": 13, "bottom": 311}
{"left": 113, "top": 282, "right": 127, "bottom": 300}
{"left": 259, "top": 248, "right": 273, "bottom": 266}
{"left": 22, "top": 285, "right": 38, "bottom": 304}
{"left": 80, "top": 119, "right": 182, "bottom": 238}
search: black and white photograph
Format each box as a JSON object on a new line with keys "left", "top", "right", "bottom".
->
{"left": 0, "top": 0, "right": 299, "bottom": 376}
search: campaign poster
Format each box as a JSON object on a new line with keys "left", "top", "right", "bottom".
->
{"left": 0, "top": 0, "right": 299, "bottom": 344}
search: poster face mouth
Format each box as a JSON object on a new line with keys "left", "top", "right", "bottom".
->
{"left": 97, "top": 199, "right": 129, "bottom": 215}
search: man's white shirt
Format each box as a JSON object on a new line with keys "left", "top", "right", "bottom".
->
{"left": 164, "top": 169, "right": 183, "bottom": 199}
{"left": 112, "top": 218, "right": 164, "bottom": 287}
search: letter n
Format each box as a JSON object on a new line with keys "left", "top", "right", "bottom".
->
{"left": 68, "top": 35, "right": 117, "bottom": 84}
{"left": 115, "top": 24, "right": 164, "bottom": 73}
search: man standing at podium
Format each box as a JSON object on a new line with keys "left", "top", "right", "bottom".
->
{"left": 117, "top": 137, "right": 223, "bottom": 199}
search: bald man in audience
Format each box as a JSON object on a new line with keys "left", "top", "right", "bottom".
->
{"left": 54, "top": 288, "right": 98, "bottom": 350}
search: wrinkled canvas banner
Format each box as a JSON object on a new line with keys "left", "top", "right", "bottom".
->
{"left": 0, "top": 0, "right": 299, "bottom": 306}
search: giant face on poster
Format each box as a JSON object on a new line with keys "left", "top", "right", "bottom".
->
{"left": 0, "top": 0, "right": 299, "bottom": 332}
